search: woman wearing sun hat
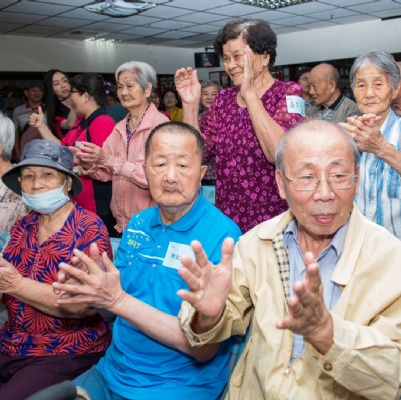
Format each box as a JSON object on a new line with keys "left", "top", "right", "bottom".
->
{"left": 0, "top": 139, "right": 112, "bottom": 400}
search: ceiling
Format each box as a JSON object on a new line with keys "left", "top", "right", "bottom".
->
{"left": 1, "top": 0, "right": 401, "bottom": 49}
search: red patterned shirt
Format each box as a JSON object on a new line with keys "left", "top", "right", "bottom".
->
{"left": 0, "top": 202, "right": 112, "bottom": 357}
{"left": 200, "top": 80, "right": 303, "bottom": 233}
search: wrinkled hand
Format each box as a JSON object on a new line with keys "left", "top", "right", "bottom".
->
{"left": 239, "top": 45, "right": 256, "bottom": 99}
{"left": 339, "top": 114, "right": 384, "bottom": 154}
{"left": 0, "top": 253, "right": 23, "bottom": 294}
{"left": 174, "top": 67, "right": 201, "bottom": 105}
{"left": 177, "top": 238, "right": 234, "bottom": 331}
{"left": 28, "top": 106, "right": 45, "bottom": 129}
{"left": 52, "top": 243, "right": 125, "bottom": 311}
{"left": 74, "top": 142, "right": 112, "bottom": 168}
{"left": 276, "top": 252, "right": 333, "bottom": 354}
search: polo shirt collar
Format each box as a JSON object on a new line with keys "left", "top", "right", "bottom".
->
{"left": 150, "top": 193, "right": 207, "bottom": 232}
{"left": 79, "top": 107, "right": 107, "bottom": 129}
{"left": 320, "top": 93, "right": 344, "bottom": 111}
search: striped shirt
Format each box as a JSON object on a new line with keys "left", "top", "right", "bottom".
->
{"left": 355, "top": 109, "right": 401, "bottom": 239}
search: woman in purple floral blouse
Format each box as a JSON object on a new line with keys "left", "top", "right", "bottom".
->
{"left": 175, "top": 19, "right": 304, "bottom": 232}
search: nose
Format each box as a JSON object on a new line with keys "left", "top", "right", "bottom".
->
{"left": 164, "top": 162, "right": 178, "bottom": 183}
{"left": 313, "top": 178, "right": 335, "bottom": 201}
{"left": 365, "top": 84, "right": 374, "bottom": 97}
{"left": 31, "top": 176, "right": 45, "bottom": 191}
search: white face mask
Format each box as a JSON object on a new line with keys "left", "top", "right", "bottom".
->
{"left": 22, "top": 181, "right": 70, "bottom": 214}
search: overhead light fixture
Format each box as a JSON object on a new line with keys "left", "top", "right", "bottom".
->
{"left": 84, "top": 0, "right": 156, "bottom": 17}
{"left": 229, "top": 0, "right": 313, "bottom": 10}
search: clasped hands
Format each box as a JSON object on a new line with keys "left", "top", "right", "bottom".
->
{"left": 178, "top": 240, "right": 333, "bottom": 354}
{"left": 339, "top": 113, "right": 384, "bottom": 154}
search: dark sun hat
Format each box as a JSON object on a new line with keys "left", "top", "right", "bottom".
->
{"left": 2, "top": 139, "right": 83, "bottom": 196}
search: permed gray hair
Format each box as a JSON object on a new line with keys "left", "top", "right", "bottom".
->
{"left": 275, "top": 120, "right": 360, "bottom": 175}
{"left": 0, "top": 112, "right": 15, "bottom": 161}
{"left": 201, "top": 79, "right": 221, "bottom": 91}
{"left": 349, "top": 49, "right": 400, "bottom": 90}
{"left": 115, "top": 61, "right": 157, "bottom": 92}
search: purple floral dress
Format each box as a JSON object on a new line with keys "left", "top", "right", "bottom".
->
{"left": 200, "top": 79, "right": 303, "bottom": 232}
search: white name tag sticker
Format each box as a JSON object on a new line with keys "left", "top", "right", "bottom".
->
{"left": 163, "top": 242, "right": 195, "bottom": 270}
{"left": 286, "top": 95, "right": 305, "bottom": 116}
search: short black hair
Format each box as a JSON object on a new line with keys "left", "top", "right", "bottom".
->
{"left": 214, "top": 19, "right": 277, "bottom": 68}
{"left": 145, "top": 121, "right": 205, "bottom": 160}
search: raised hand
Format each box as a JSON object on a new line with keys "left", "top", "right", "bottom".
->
{"left": 177, "top": 238, "right": 234, "bottom": 332}
{"left": 174, "top": 67, "right": 201, "bottom": 105}
{"left": 52, "top": 242, "right": 126, "bottom": 312}
{"left": 28, "top": 106, "right": 45, "bottom": 129}
{"left": 276, "top": 252, "right": 333, "bottom": 354}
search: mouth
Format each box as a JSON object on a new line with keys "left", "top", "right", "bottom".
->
{"left": 313, "top": 213, "right": 336, "bottom": 224}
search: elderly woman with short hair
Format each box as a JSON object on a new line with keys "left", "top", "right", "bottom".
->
{"left": 75, "top": 61, "right": 169, "bottom": 233}
{"left": 339, "top": 49, "right": 401, "bottom": 239}
{"left": 0, "top": 139, "right": 112, "bottom": 400}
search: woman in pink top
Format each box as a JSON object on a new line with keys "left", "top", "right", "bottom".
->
{"left": 74, "top": 61, "right": 169, "bottom": 234}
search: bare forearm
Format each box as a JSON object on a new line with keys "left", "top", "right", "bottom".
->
{"left": 38, "top": 124, "right": 61, "bottom": 143}
{"left": 110, "top": 293, "right": 219, "bottom": 362}
{"left": 62, "top": 109, "right": 78, "bottom": 130}
{"left": 9, "top": 278, "right": 95, "bottom": 318}
{"left": 244, "top": 93, "right": 285, "bottom": 163}
{"left": 182, "top": 102, "right": 201, "bottom": 131}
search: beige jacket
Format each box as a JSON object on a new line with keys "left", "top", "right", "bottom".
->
{"left": 179, "top": 206, "right": 401, "bottom": 400}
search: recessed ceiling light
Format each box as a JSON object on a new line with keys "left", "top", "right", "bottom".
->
{"left": 84, "top": 0, "right": 156, "bottom": 17}
{"left": 229, "top": 0, "right": 313, "bottom": 10}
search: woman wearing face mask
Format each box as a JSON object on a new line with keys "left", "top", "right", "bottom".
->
{"left": 0, "top": 139, "right": 112, "bottom": 400}
{"left": 29, "top": 73, "right": 117, "bottom": 236}
{"left": 43, "top": 69, "right": 78, "bottom": 139}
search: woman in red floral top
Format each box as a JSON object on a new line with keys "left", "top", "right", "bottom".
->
{"left": 176, "top": 19, "right": 304, "bottom": 232}
{"left": 0, "top": 139, "right": 111, "bottom": 400}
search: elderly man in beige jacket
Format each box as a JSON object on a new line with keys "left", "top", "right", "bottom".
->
{"left": 178, "top": 120, "right": 401, "bottom": 400}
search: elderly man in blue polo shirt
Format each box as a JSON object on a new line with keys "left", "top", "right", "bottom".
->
{"left": 53, "top": 121, "right": 241, "bottom": 400}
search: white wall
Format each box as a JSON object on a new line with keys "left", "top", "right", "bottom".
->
{"left": 1, "top": 17, "right": 401, "bottom": 78}
{"left": 276, "top": 18, "right": 401, "bottom": 66}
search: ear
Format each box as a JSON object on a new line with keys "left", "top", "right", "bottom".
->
{"left": 275, "top": 169, "right": 287, "bottom": 201}
{"left": 392, "top": 83, "right": 401, "bottom": 100}
{"left": 66, "top": 176, "right": 73, "bottom": 193}
{"left": 262, "top": 52, "right": 270, "bottom": 68}
{"left": 200, "top": 165, "right": 208, "bottom": 182}
{"left": 144, "top": 83, "right": 152, "bottom": 98}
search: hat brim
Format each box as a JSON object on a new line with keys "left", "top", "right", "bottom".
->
{"left": 2, "top": 157, "right": 83, "bottom": 197}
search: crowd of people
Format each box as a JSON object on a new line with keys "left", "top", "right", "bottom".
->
{"left": 0, "top": 16, "right": 401, "bottom": 400}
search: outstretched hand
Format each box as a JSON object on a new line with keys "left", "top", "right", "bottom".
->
{"left": 52, "top": 242, "right": 126, "bottom": 312}
{"left": 276, "top": 252, "right": 333, "bottom": 354}
{"left": 174, "top": 67, "right": 201, "bottom": 105}
{"left": 177, "top": 238, "right": 234, "bottom": 332}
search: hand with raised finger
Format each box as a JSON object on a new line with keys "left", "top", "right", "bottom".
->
{"left": 276, "top": 252, "right": 333, "bottom": 354}
{"left": 177, "top": 238, "right": 234, "bottom": 332}
{"left": 174, "top": 67, "right": 201, "bottom": 105}
{"left": 28, "top": 106, "right": 45, "bottom": 129}
{"left": 53, "top": 243, "right": 126, "bottom": 311}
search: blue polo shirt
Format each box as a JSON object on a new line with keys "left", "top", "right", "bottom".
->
{"left": 97, "top": 195, "right": 241, "bottom": 400}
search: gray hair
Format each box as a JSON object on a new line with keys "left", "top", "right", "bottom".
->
{"left": 350, "top": 50, "right": 400, "bottom": 90}
{"left": 275, "top": 120, "right": 360, "bottom": 174}
{"left": 115, "top": 61, "right": 157, "bottom": 92}
{"left": 201, "top": 79, "right": 221, "bottom": 91}
{"left": 0, "top": 112, "right": 15, "bottom": 161}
